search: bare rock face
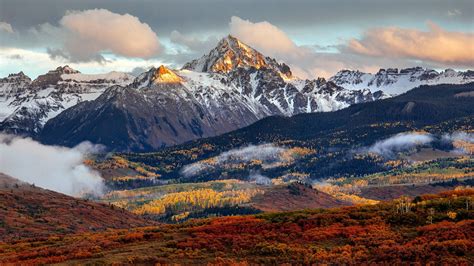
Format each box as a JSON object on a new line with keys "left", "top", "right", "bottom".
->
{"left": 29, "top": 66, "right": 80, "bottom": 89}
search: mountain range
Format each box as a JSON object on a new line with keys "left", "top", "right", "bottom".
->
{"left": 330, "top": 67, "right": 474, "bottom": 95}
{"left": 0, "top": 66, "right": 133, "bottom": 135}
{"left": 1, "top": 35, "right": 473, "bottom": 151}
{"left": 106, "top": 82, "right": 474, "bottom": 184}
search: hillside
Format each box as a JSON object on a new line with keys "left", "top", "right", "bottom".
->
{"left": 250, "top": 183, "right": 350, "bottom": 212}
{"left": 112, "top": 82, "right": 474, "bottom": 184}
{"left": 79, "top": 83, "right": 474, "bottom": 224}
{"left": 184, "top": 82, "right": 474, "bottom": 145}
{"left": 0, "top": 173, "right": 154, "bottom": 242}
{"left": 1, "top": 189, "right": 472, "bottom": 264}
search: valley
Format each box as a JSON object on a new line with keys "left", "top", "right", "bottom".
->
{"left": 0, "top": 22, "right": 473, "bottom": 264}
{"left": 77, "top": 82, "right": 474, "bottom": 223}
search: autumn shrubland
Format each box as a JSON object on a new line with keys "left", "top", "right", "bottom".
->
{"left": 1, "top": 189, "right": 472, "bottom": 264}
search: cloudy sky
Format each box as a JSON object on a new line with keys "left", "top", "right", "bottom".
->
{"left": 0, "top": 0, "right": 473, "bottom": 79}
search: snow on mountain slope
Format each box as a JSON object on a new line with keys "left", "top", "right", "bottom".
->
{"left": 329, "top": 67, "right": 474, "bottom": 95}
{"left": 181, "top": 35, "right": 383, "bottom": 116}
{"left": 4, "top": 35, "right": 473, "bottom": 150}
{"left": 0, "top": 72, "right": 32, "bottom": 121}
{"left": 183, "top": 35, "right": 292, "bottom": 79}
{"left": 0, "top": 66, "right": 134, "bottom": 135}
{"left": 39, "top": 37, "right": 386, "bottom": 151}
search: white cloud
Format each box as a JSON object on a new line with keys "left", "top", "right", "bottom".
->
{"left": 181, "top": 144, "right": 287, "bottom": 178}
{"left": 442, "top": 131, "right": 474, "bottom": 154}
{"left": 0, "top": 9, "right": 163, "bottom": 65}
{"left": 248, "top": 171, "right": 272, "bottom": 185}
{"left": 0, "top": 47, "right": 165, "bottom": 79}
{"left": 227, "top": 16, "right": 392, "bottom": 78}
{"left": 0, "top": 134, "right": 105, "bottom": 196}
{"left": 366, "top": 132, "right": 434, "bottom": 157}
{"left": 228, "top": 17, "right": 473, "bottom": 79}
{"left": 51, "top": 9, "right": 162, "bottom": 62}
{"left": 447, "top": 9, "right": 462, "bottom": 17}
{"left": 170, "top": 30, "right": 219, "bottom": 53}
{"left": 0, "top": 22, "right": 14, "bottom": 34}
{"left": 229, "top": 16, "right": 298, "bottom": 56}
{"left": 347, "top": 22, "right": 474, "bottom": 67}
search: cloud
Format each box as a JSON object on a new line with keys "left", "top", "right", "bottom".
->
{"left": 0, "top": 22, "right": 14, "bottom": 33}
{"left": 228, "top": 16, "right": 332, "bottom": 78}
{"left": 226, "top": 17, "right": 404, "bottom": 78}
{"left": 216, "top": 143, "right": 286, "bottom": 163}
{"left": 2, "top": 0, "right": 473, "bottom": 39}
{"left": 248, "top": 171, "right": 272, "bottom": 185}
{"left": 366, "top": 132, "right": 434, "bottom": 158}
{"left": 170, "top": 30, "right": 219, "bottom": 54}
{"left": 229, "top": 16, "right": 299, "bottom": 57}
{"left": 445, "top": 132, "right": 474, "bottom": 143}
{"left": 0, "top": 47, "right": 166, "bottom": 79}
{"left": 347, "top": 22, "right": 474, "bottom": 67}
{"left": 442, "top": 131, "right": 474, "bottom": 154}
{"left": 228, "top": 17, "right": 474, "bottom": 78}
{"left": 128, "top": 66, "right": 150, "bottom": 76}
{"left": 167, "top": 31, "right": 221, "bottom": 67}
{"left": 181, "top": 144, "right": 287, "bottom": 178}
{"left": 48, "top": 9, "right": 162, "bottom": 63}
{"left": 447, "top": 9, "right": 462, "bottom": 16}
{"left": 0, "top": 134, "right": 105, "bottom": 197}
{"left": 8, "top": 54, "right": 23, "bottom": 60}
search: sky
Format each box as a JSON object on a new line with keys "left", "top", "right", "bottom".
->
{"left": 0, "top": 0, "right": 473, "bottom": 79}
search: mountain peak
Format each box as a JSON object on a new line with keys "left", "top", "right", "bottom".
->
{"left": 182, "top": 35, "right": 292, "bottom": 78}
{"left": 4, "top": 71, "right": 31, "bottom": 80}
{"left": 29, "top": 65, "right": 80, "bottom": 88}
{"left": 131, "top": 66, "right": 183, "bottom": 89}
{"left": 54, "top": 65, "right": 80, "bottom": 74}
{"left": 153, "top": 65, "right": 183, "bottom": 84}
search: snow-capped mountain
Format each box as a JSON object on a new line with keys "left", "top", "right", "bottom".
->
{"left": 0, "top": 66, "right": 134, "bottom": 135}
{"left": 0, "top": 72, "right": 32, "bottom": 100}
{"left": 183, "top": 35, "right": 292, "bottom": 79}
{"left": 181, "top": 35, "right": 385, "bottom": 115}
{"left": 329, "top": 67, "right": 474, "bottom": 95}
{"left": 39, "top": 36, "right": 385, "bottom": 151}
{"left": 3, "top": 35, "right": 472, "bottom": 151}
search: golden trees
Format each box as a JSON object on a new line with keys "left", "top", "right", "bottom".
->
{"left": 135, "top": 188, "right": 263, "bottom": 216}
{"left": 395, "top": 196, "right": 414, "bottom": 214}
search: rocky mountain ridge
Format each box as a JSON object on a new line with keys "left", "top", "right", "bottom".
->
{"left": 1, "top": 35, "right": 473, "bottom": 151}
{"left": 330, "top": 67, "right": 474, "bottom": 95}
{"left": 0, "top": 66, "right": 134, "bottom": 135}
{"left": 38, "top": 36, "right": 386, "bottom": 151}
